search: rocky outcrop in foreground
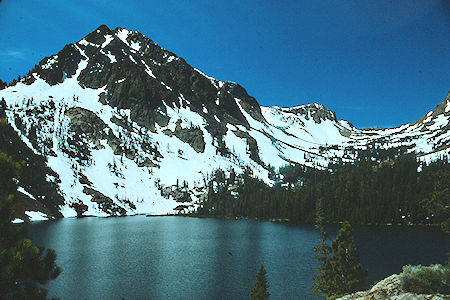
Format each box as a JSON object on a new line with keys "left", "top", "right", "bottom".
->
{"left": 338, "top": 273, "right": 447, "bottom": 300}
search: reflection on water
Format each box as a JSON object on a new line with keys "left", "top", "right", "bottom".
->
{"left": 26, "top": 216, "right": 449, "bottom": 299}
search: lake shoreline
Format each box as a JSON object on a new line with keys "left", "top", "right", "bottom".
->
{"left": 19, "top": 212, "right": 443, "bottom": 229}
{"left": 183, "top": 214, "right": 443, "bottom": 228}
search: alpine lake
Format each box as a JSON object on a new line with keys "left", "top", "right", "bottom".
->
{"left": 25, "top": 216, "right": 449, "bottom": 299}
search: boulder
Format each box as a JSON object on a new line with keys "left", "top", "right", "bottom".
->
{"left": 337, "top": 274, "right": 447, "bottom": 300}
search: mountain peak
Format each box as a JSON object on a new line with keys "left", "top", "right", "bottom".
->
{"left": 96, "top": 24, "right": 111, "bottom": 33}
{"left": 280, "top": 102, "right": 337, "bottom": 124}
{"left": 83, "top": 24, "right": 113, "bottom": 45}
{"left": 23, "top": 25, "right": 264, "bottom": 134}
{"left": 414, "top": 91, "right": 450, "bottom": 125}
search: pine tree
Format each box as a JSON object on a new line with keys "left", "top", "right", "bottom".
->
{"left": 312, "top": 198, "right": 333, "bottom": 297}
{"left": 0, "top": 151, "right": 61, "bottom": 299}
{"left": 420, "top": 169, "right": 450, "bottom": 232}
{"left": 250, "top": 264, "right": 270, "bottom": 300}
{"left": 313, "top": 221, "right": 367, "bottom": 299}
{"left": 329, "top": 221, "right": 367, "bottom": 296}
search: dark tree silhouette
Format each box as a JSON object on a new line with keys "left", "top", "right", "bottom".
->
{"left": 0, "top": 151, "right": 61, "bottom": 299}
{"left": 313, "top": 221, "right": 367, "bottom": 299}
{"left": 250, "top": 264, "right": 270, "bottom": 300}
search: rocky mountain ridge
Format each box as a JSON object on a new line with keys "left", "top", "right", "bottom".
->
{"left": 1, "top": 25, "right": 448, "bottom": 220}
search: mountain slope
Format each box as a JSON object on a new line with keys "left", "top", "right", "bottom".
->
{"left": 0, "top": 25, "right": 448, "bottom": 220}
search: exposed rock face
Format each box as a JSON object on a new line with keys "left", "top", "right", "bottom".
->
{"left": 285, "top": 103, "right": 338, "bottom": 124}
{"left": 337, "top": 274, "right": 447, "bottom": 300}
{"left": 65, "top": 107, "right": 107, "bottom": 141}
{"left": 69, "top": 200, "right": 88, "bottom": 218}
{"left": 137, "top": 157, "right": 159, "bottom": 168}
{"left": 159, "top": 184, "right": 196, "bottom": 213}
{"left": 36, "top": 44, "right": 83, "bottom": 85}
{"left": 13, "top": 191, "right": 58, "bottom": 222}
{"left": 82, "top": 186, "right": 126, "bottom": 216}
{"left": 34, "top": 25, "right": 263, "bottom": 141}
{"left": 414, "top": 91, "right": 450, "bottom": 125}
{"left": 170, "top": 120, "right": 205, "bottom": 153}
{"left": 233, "top": 129, "right": 263, "bottom": 165}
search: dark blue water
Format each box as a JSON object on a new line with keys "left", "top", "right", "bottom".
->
{"left": 25, "top": 216, "right": 449, "bottom": 299}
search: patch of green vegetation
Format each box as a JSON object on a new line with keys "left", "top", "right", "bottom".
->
{"left": 401, "top": 264, "right": 449, "bottom": 295}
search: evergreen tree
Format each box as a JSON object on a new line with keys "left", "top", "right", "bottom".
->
{"left": 420, "top": 169, "right": 450, "bottom": 232}
{"left": 329, "top": 221, "right": 367, "bottom": 296}
{"left": 313, "top": 221, "right": 367, "bottom": 299}
{"left": 250, "top": 264, "right": 270, "bottom": 300}
{"left": 0, "top": 151, "right": 61, "bottom": 299}
{"left": 312, "top": 198, "right": 333, "bottom": 297}
{"left": 197, "top": 155, "right": 449, "bottom": 226}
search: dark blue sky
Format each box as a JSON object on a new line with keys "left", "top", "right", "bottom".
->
{"left": 0, "top": 1, "right": 449, "bottom": 128}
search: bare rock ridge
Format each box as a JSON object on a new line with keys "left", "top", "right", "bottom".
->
{"left": 282, "top": 103, "right": 340, "bottom": 124}
{"left": 415, "top": 91, "right": 450, "bottom": 125}
{"left": 31, "top": 25, "right": 264, "bottom": 137}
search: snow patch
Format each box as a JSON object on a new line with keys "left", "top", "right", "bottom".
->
{"left": 128, "top": 55, "right": 137, "bottom": 64}
{"left": 17, "top": 186, "right": 36, "bottom": 200}
{"left": 105, "top": 52, "right": 117, "bottom": 63}
{"left": 129, "top": 40, "right": 141, "bottom": 52}
{"left": 167, "top": 56, "right": 177, "bottom": 63}
{"left": 116, "top": 28, "right": 130, "bottom": 46}
{"left": 25, "top": 211, "right": 48, "bottom": 221}
{"left": 41, "top": 56, "right": 58, "bottom": 69}
{"left": 101, "top": 34, "right": 114, "bottom": 48}
{"left": 141, "top": 60, "right": 156, "bottom": 78}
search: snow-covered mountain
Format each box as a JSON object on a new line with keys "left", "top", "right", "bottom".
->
{"left": 1, "top": 25, "right": 448, "bottom": 221}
